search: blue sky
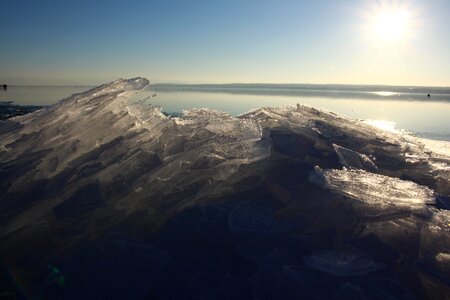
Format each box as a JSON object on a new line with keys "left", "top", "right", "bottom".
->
{"left": 1, "top": 0, "right": 450, "bottom": 86}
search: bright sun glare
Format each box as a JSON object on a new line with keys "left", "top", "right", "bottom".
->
{"left": 372, "top": 9, "right": 410, "bottom": 41}
{"left": 363, "top": 1, "right": 419, "bottom": 45}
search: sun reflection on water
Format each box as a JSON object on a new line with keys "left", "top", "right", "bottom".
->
{"left": 363, "top": 119, "right": 398, "bottom": 132}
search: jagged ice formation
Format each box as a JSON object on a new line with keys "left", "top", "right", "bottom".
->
{"left": 0, "top": 77, "right": 449, "bottom": 299}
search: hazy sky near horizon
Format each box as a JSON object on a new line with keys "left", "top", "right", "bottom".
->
{"left": 1, "top": 0, "right": 450, "bottom": 86}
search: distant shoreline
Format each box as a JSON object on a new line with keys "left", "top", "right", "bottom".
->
{"left": 149, "top": 83, "right": 450, "bottom": 95}
{"left": 146, "top": 84, "right": 450, "bottom": 102}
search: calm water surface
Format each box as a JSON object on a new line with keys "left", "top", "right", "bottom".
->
{"left": 1, "top": 85, "right": 449, "bottom": 141}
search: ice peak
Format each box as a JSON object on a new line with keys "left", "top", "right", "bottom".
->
{"left": 104, "top": 77, "right": 149, "bottom": 92}
{"left": 95, "top": 77, "right": 149, "bottom": 92}
{"left": 56, "top": 77, "right": 149, "bottom": 106}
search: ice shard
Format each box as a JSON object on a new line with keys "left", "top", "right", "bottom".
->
{"left": 309, "top": 167, "right": 435, "bottom": 217}
{"left": 303, "top": 250, "right": 385, "bottom": 277}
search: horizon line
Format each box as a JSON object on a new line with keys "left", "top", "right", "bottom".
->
{"left": 4, "top": 81, "right": 450, "bottom": 89}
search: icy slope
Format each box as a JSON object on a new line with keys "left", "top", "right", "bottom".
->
{"left": 1, "top": 78, "right": 450, "bottom": 299}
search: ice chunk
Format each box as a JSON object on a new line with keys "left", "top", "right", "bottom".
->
{"left": 333, "top": 143, "right": 377, "bottom": 171}
{"left": 243, "top": 105, "right": 450, "bottom": 193}
{"left": 126, "top": 101, "right": 167, "bottom": 130}
{"left": 310, "top": 167, "right": 435, "bottom": 213}
{"left": 428, "top": 209, "right": 450, "bottom": 233}
{"left": 176, "top": 108, "right": 262, "bottom": 142}
{"left": 419, "top": 211, "right": 450, "bottom": 270}
{"left": 303, "top": 250, "right": 385, "bottom": 277}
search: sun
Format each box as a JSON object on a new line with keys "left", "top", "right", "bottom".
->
{"left": 372, "top": 9, "right": 410, "bottom": 42}
{"left": 362, "top": 1, "right": 419, "bottom": 44}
